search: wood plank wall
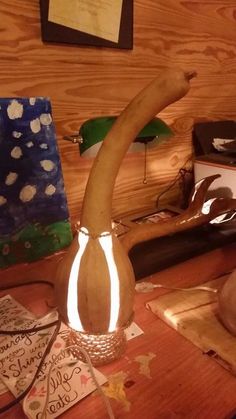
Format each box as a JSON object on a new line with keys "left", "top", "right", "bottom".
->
{"left": 0, "top": 0, "right": 236, "bottom": 228}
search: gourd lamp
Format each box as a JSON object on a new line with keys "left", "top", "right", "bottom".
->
{"left": 55, "top": 68, "right": 196, "bottom": 366}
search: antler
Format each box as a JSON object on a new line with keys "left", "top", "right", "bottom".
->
{"left": 121, "top": 174, "right": 236, "bottom": 253}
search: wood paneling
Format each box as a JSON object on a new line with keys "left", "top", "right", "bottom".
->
{"left": 0, "top": 0, "right": 236, "bottom": 226}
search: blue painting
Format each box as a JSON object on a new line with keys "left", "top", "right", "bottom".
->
{"left": 0, "top": 97, "right": 72, "bottom": 268}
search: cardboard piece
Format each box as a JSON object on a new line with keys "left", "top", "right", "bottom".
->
{"left": 146, "top": 274, "right": 236, "bottom": 374}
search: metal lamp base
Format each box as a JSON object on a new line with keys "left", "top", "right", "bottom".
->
{"left": 67, "top": 328, "right": 127, "bottom": 367}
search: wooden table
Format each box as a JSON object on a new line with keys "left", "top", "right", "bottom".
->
{"left": 1, "top": 243, "right": 236, "bottom": 419}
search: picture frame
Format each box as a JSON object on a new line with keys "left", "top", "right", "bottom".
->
{"left": 39, "top": 0, "right": 133, "bottom": 49}
{"left": 113, "top": 206, "right": 181, "bottom": 237}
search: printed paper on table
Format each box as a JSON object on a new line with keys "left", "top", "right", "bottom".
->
{"left": 0, "top": 296, "right": 107, "bottom": 418}
{"left": 0, "top": 295, "right": 143, "bottom": 418}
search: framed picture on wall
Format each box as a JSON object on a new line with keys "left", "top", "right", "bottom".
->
{"left": 39, "top": 0, "right": 133, "bottom": 49}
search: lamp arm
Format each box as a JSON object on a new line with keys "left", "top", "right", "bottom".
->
{"left": 121, "top": 175, "right": 236, "bottom": 253}
{"left": 80, "top": 68, "right": 196, "bottom": 236}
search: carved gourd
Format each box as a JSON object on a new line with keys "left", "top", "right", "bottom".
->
{"left": 55, "top": 68, "right": 195, "bottom": 338}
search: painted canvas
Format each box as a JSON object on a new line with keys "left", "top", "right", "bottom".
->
{"left": 0, "top": 97, "right": 72, "bottom": 268}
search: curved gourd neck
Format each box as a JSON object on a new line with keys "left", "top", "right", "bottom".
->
{"left": 80, "top": 69, "right": 195, "bottom": 236}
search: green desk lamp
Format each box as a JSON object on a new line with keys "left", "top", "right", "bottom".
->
{"left": 64, "top": 116, "right": 173, "bottom": 157}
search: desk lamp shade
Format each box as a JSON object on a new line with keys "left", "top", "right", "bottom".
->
{"left": 55, "top": 68, "right": 195, "bottom": 366}
{"left": 78, "top": 116, "right": 173, "bottom": 157}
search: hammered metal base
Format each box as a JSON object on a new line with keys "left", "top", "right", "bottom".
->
{"left": 67, "top": 329, "right": 127, "bottom": 366}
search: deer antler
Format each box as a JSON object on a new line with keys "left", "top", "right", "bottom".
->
{"left": 121, "top": 174, "right": 236, "bottom": 253}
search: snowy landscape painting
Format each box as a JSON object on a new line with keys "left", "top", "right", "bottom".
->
{"left": 0, "top": 97, "right": 72, "bottom": 268}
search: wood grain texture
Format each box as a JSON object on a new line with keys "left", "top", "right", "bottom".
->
{"left": 0, "top": 0, "right": 236, "bottom": 227}
{"left": 1, "top": 245, "right": 236, "bottom": 418}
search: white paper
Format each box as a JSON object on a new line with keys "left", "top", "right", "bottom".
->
{"left": 212, "top": 138, "right": 235, "bottom": 151}
{"left": 0, "top": 296, "right": 107, "bottom": 418}
{"left": 0, "top": 295, "right": 36, "bottom": 396}
{"left": 0, "top": 295, "right": 143, "bottom": 418}
{"left": 125, "top": 322, "right": 144, "bottom": 340}
{"left": 48, "top": 0, "right": 123, "bottom": 43}
{"left": 22, "top": 325, "right": 107, "bottom": 418}
{"left": 0, "top": 379, "right": 8, "bottom": 396}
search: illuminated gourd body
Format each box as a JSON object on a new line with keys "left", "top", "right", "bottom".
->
{"left": 56, "top": 228, "right": 134, "bottom": 334}
{"left": 55, "top": 68, "right": 195, "bottom": 365}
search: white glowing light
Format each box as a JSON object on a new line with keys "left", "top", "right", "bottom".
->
{"left": 163, "top": 308, "right": 179, "bottom": 327}
{"left": 67, "top": 229, "right": 120, "bottom": 333}
{"left": 210, "top": 211, "right": 236, "bottom": 224}
{"left": 201, "top": 198, "right": 216, "bottom": 215}
{"left": 67, "top": 227, "right": 89, "bottom": 331}
{"left": 202, "top": 198, "right": 236, "bottom": 224}
{"left": 99, "top": 233, "right": 120, "bottom": 332}
{"left": 191, "top": 179, "right": 204, "bottom": 202}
